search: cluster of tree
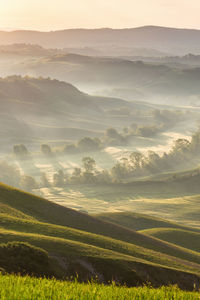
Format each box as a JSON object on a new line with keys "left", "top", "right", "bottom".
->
{"left": 13, "top": 144, "right": 52, "bottom": 159}
{"left": 50, "top": 129, "right": 200, "bottom": 185}
{"left": 8, "top": 129, "right": 200, "bottom": 189}
{"left": 40, "top": 157, "right": 111, "bottom": 187}
{"left": 110, "top": 130, "right": 200, "bottom": 181}
{"left": 0, "top": 161, "right": 38, "bottom": 192}
{"left": 13, "top": 144, "right": 29, "bottom": 159}
{"left": 63, "top": 129, "right": 129, "bottom": 151}
{"left": 101, "top": 124, "right": 163, "bottom": 147}
{"left": 64, "top": 137, "right": 103, "bottom": 154}
{"left": 127, "top": 123, "right": 163, "bottom": 138}
{"left": 104, "top": 110, "right": 187, "bottom": 146}
{"left": 12, "top": 109, "right": 187, "bottom": 159}
{"left": 151, "top": 53, "right": 200, "bottom": 65}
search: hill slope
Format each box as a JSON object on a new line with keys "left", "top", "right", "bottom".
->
{"left": 1, "top": 182, "right": 200, "bottom": 264}
{"left": 0, "top": 76, "right": 151, "bottom": 149}
{"left": 9, "top": 53, "right": 200, "bottom": 103}
{"left": 140, "top": 228, "right": 200, "bottom": 253}
{"left": 1, "top": 26, "right": 200, "bottom": 54}
{"left": 0, "top": 182, "right": 200, "bottom": 289}
{"left": 94, "top": 211, "right": 200, "bottom": 233}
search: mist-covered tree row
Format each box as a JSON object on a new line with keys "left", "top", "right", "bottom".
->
{"left": 48, "top": 129, "right": 200, "bottom": 185}
{"left": 9, "top": 109, "right": 189, "bottom": 161}
{"left": 62, "top": 109, "right": 189, "bottom": 149}
{"left": 1, "top": 128, "right": 200, "bottom": 192}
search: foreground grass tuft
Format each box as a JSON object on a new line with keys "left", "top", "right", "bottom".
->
{"left": 0, "top": 274, "right": 199, "bottom": 300}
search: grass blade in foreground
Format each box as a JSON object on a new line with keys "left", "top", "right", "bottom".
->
{"left": 0, "top": 275, "right": 199, "bottom": 300}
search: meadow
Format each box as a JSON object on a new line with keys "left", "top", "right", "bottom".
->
{"left": 0, "top": 274, "right": 200, "bottom": 300}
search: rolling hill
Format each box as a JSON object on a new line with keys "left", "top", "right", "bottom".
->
{"left": 94, "top": 211, "right": 200, "bottom": 233}
{"left": 140, "top": 228, "right": 200, "bottom": 253}
{"left": 95, "top": 211, "right": 200, "bottom": 252}
{"left": 1, "top": 26, "right": 200, "bottom": 54}
{"left": 0, "top": 76, "right": 154, "bottom": 150}
{"left": 7, "top": 53, "right": 200, "bottom": 104}
{"left": 0, "top": 182, "right": 200, "bottom": 289}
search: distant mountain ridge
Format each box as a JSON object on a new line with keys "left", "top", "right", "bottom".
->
{"left": 1, "top": 26, "right": 200, "bottom": 54}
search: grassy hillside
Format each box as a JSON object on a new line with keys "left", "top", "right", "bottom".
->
{"left": 0, "top": 182, "right": 200, "bottom": 288}
{"left": 0, "top": 274, "right": 200, "bottom": 300}
{"left": 1, "top": 213, "right": 200, "bottom": 275}
{"left": 140, "top": 228, "right": 200, "bottom": 252}
{"left": 95, "top": 211, "right": 200, "bottom": 232}
{"left": 44, "top": 182, "right": 200, "bottom": 230}
{"left": 1, "top": 183, "right": 200, "bottom": 265}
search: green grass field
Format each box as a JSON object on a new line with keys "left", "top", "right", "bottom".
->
{"left": 95, "top": 211, "right": 200, "bottom": 232}
{"left": 0, "top": 274, "right": 200, "bottom": 300}
{"left": 40, "top": 183, "right": 200, "bottom": 229}
{"left": 0, "top": 182, "right": 200, "bottom": 289}
{"left": 140, "top": 228, "right": 200, "bottom": 252}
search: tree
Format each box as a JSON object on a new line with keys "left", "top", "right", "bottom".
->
{"left": 130, "top": 152, "right": 144, "bottom": 169}
{"left": 64, "top": 144, "right": 77, "bottom": 154}
{"left": 40, "top": 172, "right": 50, "bottom": 187}
{"left": 53, "top": 170, "right": 65, "bottom": 187}
{"left": 111, "top": 163, "right": 127, "bottom": 182}
{"left": 78, "top": 137, "right": 101, "bottom": 152}
{"left": 40, "top": 144, "right": 52, "bottom": 156}
{"left": 82, "top": 157, "right": 96, "bottom": 173}
{"left": 171, "top": 139, "right": 190, "bottom": 156}
{"left": 81, "top": 157, "right": 96, "bottom": 184}
{"left": 105, "top": 128, "right": 120, "bottom": 139}
{"left": 70, "top": 168, "right": 82, "bottom": 184}
{"left": 20, "top": 175, "right": 37, "bottom": 192}
{"left": 13, "top": 144, "right": 29, "bottom": 159}
{"left": 145, "top": 151, "right": 160, "bottom": 173}
{"left": 72, "top": 168, "right": 82, "bottom": 177}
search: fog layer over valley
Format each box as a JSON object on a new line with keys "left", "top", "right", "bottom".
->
{"left": 0, "top": 73, "right": 200, "bottom": 228}
{"left": 0, "top": 25, "right": 200, "bottom": 291}
{"left": 1, "top": 44, "right": 200, "bottom": 105}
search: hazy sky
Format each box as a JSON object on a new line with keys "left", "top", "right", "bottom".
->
{"left": 1, "top": 0, "right": 200, "bottom": 31}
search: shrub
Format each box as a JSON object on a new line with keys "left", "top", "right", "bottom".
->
{"left": 0, "top": 242, "right": 51, "bottom": 277}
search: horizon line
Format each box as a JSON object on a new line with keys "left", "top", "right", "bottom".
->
{"left": 1, "top": 24, "right": 200, "bottom": 33}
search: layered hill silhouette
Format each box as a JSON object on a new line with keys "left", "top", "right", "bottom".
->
{"left": 1, "top": 26, "right": 200, "bottom": 54}
{"left": 0, "top": 182, "right": 200, "bottom": 289}
{"left": 95, "top": 211, "right": 200, "bottom": 233}
{"left": 95, "top": 211, "right": 200, "bottom": 252}
{"left": 5, "top": 53, "right": 200, "bottom": 104}
{"left": 0, "top": 76, "right": 152, "bottom": 148}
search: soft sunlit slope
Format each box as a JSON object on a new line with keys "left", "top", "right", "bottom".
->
{"left": 95, "top": 211, "right": 200, "bottom": 233}
{"left": 140, "top": 228, "right": 200, "bottom": 253}
{"left": 0, "top": 182, "right": 200, "bottom": 288}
